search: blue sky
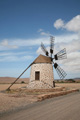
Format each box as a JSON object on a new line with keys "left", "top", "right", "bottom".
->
{"left": 0, "top": 0, "right": 80, "bottom": 79}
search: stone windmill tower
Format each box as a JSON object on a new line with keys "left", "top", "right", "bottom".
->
{"left": 27, "top": 54, "right": 54, "bottom": 89}
{"left": 7, "top": 36, "right": 67, "bottom": 90}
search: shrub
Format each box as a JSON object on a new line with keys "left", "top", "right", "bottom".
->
{"left": 68, "top": 79, "right": 75, "bottom": 83}
{"left": 21, "top": 81, "right": 25, "bottom": 84}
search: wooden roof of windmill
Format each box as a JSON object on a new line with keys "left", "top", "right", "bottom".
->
{"left": 33, "top": 54, "right": 51, "bottom": 64}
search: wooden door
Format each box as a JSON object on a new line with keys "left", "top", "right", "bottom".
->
{"left": 35, "top": 71, "right": 40, "bottom": 80}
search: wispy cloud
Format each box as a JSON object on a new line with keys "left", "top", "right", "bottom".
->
{"left": 37, "top": 29, "right": 43, "bottom": 32}
{"left": 0, "top": 39, "right": 18, "bottom": 49}
{"left": 38, "top": 28, "right": 52, "bottom": 36}
{"left": 0, "top": 37, "right": 50, "bottom": 51}
{"left": 0, "top": 54, "right": 33, "bottom": 62}
{"left": 0, "top": 33, "right": 78, "bottom": 52}
{"left": 0, "top": 50, "right": 34, "bottom": 62}
{"left": 0, "top": 51, "right": 29, "bottom": 56}
{"left": 40, "top": 31, "right": 51, "bottom": 36}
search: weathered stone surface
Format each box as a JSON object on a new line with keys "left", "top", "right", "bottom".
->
{"left": 27, "top": 63, "right": 54, "bottom": 89}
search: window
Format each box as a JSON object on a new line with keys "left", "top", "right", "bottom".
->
{"left": 35, "top": 71, "right": 40, "bottom": 80}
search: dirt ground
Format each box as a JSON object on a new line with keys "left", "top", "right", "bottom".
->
{"left": 0, "top": 83, "right": 80, "bottom": 114}
{"left": 56, "top": 83, "right": 80, "bottom": 89}
{"left": 0, "top": 84, "right": 27, "bottom": 91}
{"left": 0, "top": 83, "right": 80, "bottom": 91}
{"left": 0, "top": 84, "right": 38, "bottom": 113}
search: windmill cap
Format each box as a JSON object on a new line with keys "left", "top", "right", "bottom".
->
{"left": 33, "top": 54, "right": 52, "bottom": 64}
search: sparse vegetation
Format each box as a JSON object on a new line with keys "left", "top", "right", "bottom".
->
{"left": 55, "top": 79, "right": 80, "bottom": 83}
{"left": 21, "top": 81, "right": 25, "bottom": 84}
{"left": 67, "top": 79, "right": 75, "bottom": 83}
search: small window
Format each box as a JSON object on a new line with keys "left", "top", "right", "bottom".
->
{"left": 35, "top": 71, "right": 40, "bottom": 80}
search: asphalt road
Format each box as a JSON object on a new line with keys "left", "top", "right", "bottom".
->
{"left": 0, "top": 91, "right": 80, "bottom": 120}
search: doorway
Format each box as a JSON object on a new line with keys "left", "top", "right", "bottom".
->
{"left": 35, "top": 71, "right": 40, "bottom": 80}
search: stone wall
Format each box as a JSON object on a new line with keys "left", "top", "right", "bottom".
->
{"left": 27, "top": 63, "right": 54, "bottom": 89}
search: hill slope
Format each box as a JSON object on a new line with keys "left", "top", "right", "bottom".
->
{"left": 0, "top": 77, "right": 29, "bottom": 84}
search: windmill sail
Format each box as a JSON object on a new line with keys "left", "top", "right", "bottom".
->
{"left": 54, "top": 48, "right": 67, "bottom": 60}
{"left": 41, "top": 42, "right": 49, "bottom": 56}
{"left": 50, "top": 36, "right": 54, "bottom": 59}
{"left": 54, "top": 63, "right": 67, "bottom": 79}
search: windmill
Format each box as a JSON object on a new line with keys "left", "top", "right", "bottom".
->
{"left": 7, "top": 36, "right": 67, "bottom": 90}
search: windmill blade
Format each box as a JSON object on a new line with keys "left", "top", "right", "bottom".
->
{"left": 7, "top": 62, "right": 33, "bottom": 91}
{"left": 54, "top": 63, "right": 67, "bottom": 79}
{"left": 54, "top": 48, "right": 67, "bottom": 60}
{"left": 41, "top": 42, "right": 49, "bottom": 56}
{"left": 50, "top": 36, "right": 54, "bottom": 58}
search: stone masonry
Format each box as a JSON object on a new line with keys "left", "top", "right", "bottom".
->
{"left": 27, "top": 63, "right": 54, "bottom": 89}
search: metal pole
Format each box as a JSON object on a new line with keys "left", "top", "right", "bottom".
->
{"left": 6, "top": 63, "right": 33, "bottom": 91}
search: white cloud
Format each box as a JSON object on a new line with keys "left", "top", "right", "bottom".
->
{"left": 36, "top": 33, "right": 79, "bottom": 55}
{"left": 0, "top": 51, "right": 29, "bottom": 56}
{"left": 36, "top": 46, "right": 51, "bottom": 56}
{"left": 36, "top": 47, "right": 43, "bottom": 55}
{"left": 38, "top": 28, "right": 52, "bottom": 36}
{"left": 0, "top": 37, "right": 51, "bottom": 51}
{"left": 54, "top": 15, "right": 80, "bottom": 32}
{"left": 40, "top": 31, "right": 51, "bottom": 36}
{"left": 55, "top": 39, "right": 80, "bottom": 53}
{"left": 0, "top": 54, "right": 33, "bottom": 62}
{"left": 54, "top": 19, "right": 64, "bottom": 29}
{"left": 0, "top": 51, "right": 34, "bottom": 62}
{"left": 65, "top": 15, "right": 80, "bottom": 32}
{"left": 0, "top": 39, "right": 18, "bottom": 50}
{"left": 38, "top": 29, "right": 43, "bottom": 32}
{"left": 54, "top": 40, "right": 80, "bottom": 75}
{"left": 1, "top": 39, "right": 8, "bottom": 46}
{"left": 55, "top": 33, "right": 78, "bottom": 43}
{"left": 1, "top": 33, "right": 78, "bottom": 51}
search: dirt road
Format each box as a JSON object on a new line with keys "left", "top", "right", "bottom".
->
{"left": 0, "top": 91, "right": 80, "bottom": 120}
